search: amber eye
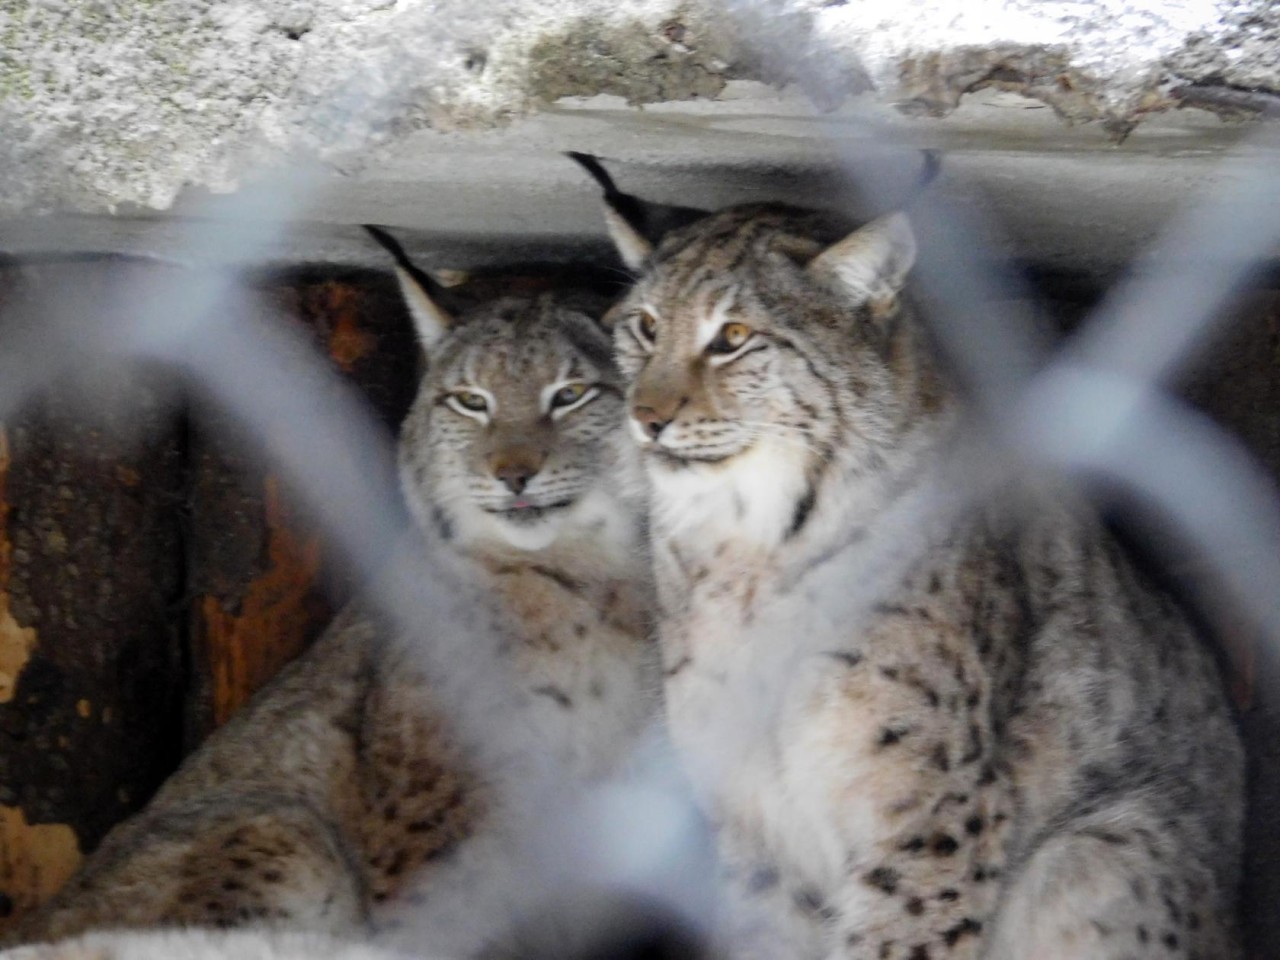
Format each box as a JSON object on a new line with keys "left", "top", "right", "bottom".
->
{"left": 707, "top": 321, "right": 753, "bottom": 354}
{"left": 450, "top": 390, "right": 489, "bottom": 413}
{"left": 550, "top": 383, "right": 589, "bottom": 409}
{"left": 635, "top": 311, "right": 658, "bottom": 344}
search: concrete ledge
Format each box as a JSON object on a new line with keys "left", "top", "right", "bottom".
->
{"left": 0, "top": 0, "right": 1277, "bottom": 217}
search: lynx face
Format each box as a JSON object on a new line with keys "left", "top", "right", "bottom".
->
{"left": 393, "top": 282, "right": 623, "bottom": 553}
{"left": 607, "top": 204, "right": 926, "bottom": 544}
{"left": 613, "top": 208, "right": 836, "bottom": 457}
{"left": 399, "top": 295, "right": 622, "bottom": 553}
{"left": 577, "top": 161, "right": 1243, "bottom": 960}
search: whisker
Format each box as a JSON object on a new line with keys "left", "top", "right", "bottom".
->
{"left": 735, "top": 423, "right": 826, "bottom": 458}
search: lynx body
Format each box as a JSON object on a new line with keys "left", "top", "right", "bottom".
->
{"left": 578, "top": 156, "right": 1244, "bottom": 960}
{"left": 8, "top": 240, "right": 657, "bottom": 958}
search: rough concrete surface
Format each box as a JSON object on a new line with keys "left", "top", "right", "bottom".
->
{"left": 1, "top": 0, "right": 1278, "bottom": 217}
{"left": 0, "top": 83, "right": 1274, "bottom": 279}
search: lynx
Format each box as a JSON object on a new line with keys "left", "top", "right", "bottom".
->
{"left": 6, "top": 229, "right": 657, "bottom": 956}
{"left": 574, "top": 154, "right": 1245, "bottom": 960}
{"left": 1, "top": 929, "right": 415, "bottom": 960}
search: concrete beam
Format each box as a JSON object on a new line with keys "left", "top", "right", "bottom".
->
{"left": 0, "top": 0, "right": 1277, "bottom": 222}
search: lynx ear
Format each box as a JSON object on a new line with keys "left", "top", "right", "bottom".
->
{"left": 598, "top": 299, "right": 626, "bottom": 333}
{"left": 602, "top": 203, "right": 655, "bottom": 273}
{"left": 363, "top": 225, "right": 455, "bottom": 351}
{"left": 807, "top": 212, "right": 917, "bottom": 304}
{"left": 568, "top": 152, "right": 706, "bottom": 273}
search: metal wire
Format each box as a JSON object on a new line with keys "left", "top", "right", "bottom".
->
{"left": 1, "top": 9, "right": 1279, "bottom": 956}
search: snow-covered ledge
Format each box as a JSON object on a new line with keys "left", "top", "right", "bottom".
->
{"left": 0, "top": 0, "right": 1277, "bottom": 217}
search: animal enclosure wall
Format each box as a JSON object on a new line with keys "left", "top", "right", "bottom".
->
{"left": 0, "top": 262, "right": 416, "bottom": 926}
{"left": 3, "top": 0, "right": 1280, "bottom": 955}
{"left": 0, "top": 253, "right": 1276, "bottom": 956}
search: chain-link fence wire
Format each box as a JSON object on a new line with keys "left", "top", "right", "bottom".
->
{"left": 2, "top": 4, "right": 1280, "bottom": 955}
{"left": 0, "top": 186, "right": 718, "bottom": 953}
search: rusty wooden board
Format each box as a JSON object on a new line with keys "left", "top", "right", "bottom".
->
{"left": 184, "top": 273, "right": 417, "bottom": 746}
{"left": 0, "top": 261, "right": 189, "bottom": 930}
{"left": 179, "top": 262, "right": 618, "bottom": 743}
{"left": 0, "top": 381, "right": 187, "bottom": 858}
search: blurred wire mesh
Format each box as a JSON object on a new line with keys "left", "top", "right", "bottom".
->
{"left": 0, "top": 3, "right": 1279, "bottom": 957}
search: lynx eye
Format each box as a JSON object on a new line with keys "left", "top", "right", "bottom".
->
{"left": 634, "top": 311, "right": 658, "bottom": 345}
{"left": 448, "top": 390, "right": 489, "bottom": 414}
{"left": 547, "top": 381, "right": 599, "bottom": 417}
{"left": 551, "top": 383, "right": 587, "bottom": 408}
{"left": 707, "top": 321, "right": 753, "bottom": 355}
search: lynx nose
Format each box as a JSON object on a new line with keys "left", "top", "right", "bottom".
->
{"left": 633, "top": 406, "right": 672, "bottom": 439}
{"left": 494, "top": 461, "right": 537, "bottom": 495}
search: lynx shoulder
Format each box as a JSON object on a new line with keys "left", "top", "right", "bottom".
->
{"left": 0, "top": 928, "right": 416, "bottom": 960}
{"left": 578, "top": 153, "right": 1244, "bottom": 960}
{"left": 7, "top": 232, "right": 657, "bottom": 954}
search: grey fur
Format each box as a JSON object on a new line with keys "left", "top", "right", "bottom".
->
{"left": 604, "top": 197, "right": 1244, "bottom": 960}
{"left": 6, "top": 278, "right": 657, "bottom": 956}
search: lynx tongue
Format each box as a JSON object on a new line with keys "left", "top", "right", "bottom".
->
{"left": 511, "top": 497, "right": 533, "bottom": 509}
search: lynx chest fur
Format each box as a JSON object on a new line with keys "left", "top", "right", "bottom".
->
{"left": 390, "top": 267, "right": 657, "bottom": 793}
{"left": 8, "top": 244, "right": 657, "bottom": 955}
{"left": 579, "top": 157, "right": 1244, "bottom": 960}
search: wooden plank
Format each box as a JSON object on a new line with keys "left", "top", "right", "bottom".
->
{"left": 184, "top": 274, "right": 416, "bottom": 746}
{"left": 0, "top": 262, "right": 188, "bottom": 930}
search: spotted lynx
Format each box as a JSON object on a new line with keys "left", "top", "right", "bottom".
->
{"left": 575, "top": 156, "right": 1245, "bottom": 960}
{"left": 1, "top": 929, "right": 417, "bottom": 960}
{"left": 6, "top": 230, "right": 657, "bottom": 955}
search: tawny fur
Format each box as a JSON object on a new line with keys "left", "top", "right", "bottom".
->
{"left": 0, "top": 928, "right": 418, "bottom": 960}
{"left": 595, "top": 182, "right": 1244, "bottom": 960}
{"left": 5, "top": 276, "right": 658, "bottom": 956}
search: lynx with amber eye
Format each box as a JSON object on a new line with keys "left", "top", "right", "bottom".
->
{"left": 575, "top": 151, "right": 1244, "bottom": 960}
{"left": 706, "top": 321, "right": 752, "bottom": 355}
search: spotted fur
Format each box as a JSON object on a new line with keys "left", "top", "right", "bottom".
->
{"left": 584, "top": 162, "right": 1244, "bottom": 960}
{"left": 0, "top": 928, "right": 415, "bottom": 960}
{"left": 5, "top": 240, "right": 658, "bottom": 955}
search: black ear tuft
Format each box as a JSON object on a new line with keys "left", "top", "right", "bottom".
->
{"left": 363, "top": 225, "right": 457, "bottom": 350}
{"left": 566, "top": 153, "right": 708, "bottom": 255}
{"left": 567, "top": 152, "right": 623, "bottom": 196}
{"left": 903, "top": 150, "right": 942, "bottom": 209}
{"left": 918, "top": 149, "right": 942, "bottom": 190}
{"left": 363, "top": 225, "right": 452, "bottom": 305}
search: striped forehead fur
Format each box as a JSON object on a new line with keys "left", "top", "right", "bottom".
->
{"left": 434, "top": 294, "right": 612, "bottom": 376}
{"left": 649, "top": 204, "right": 849, "bottom": 272}
{"left": 638, "top": 205, "right": 897, "bottom": 359}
